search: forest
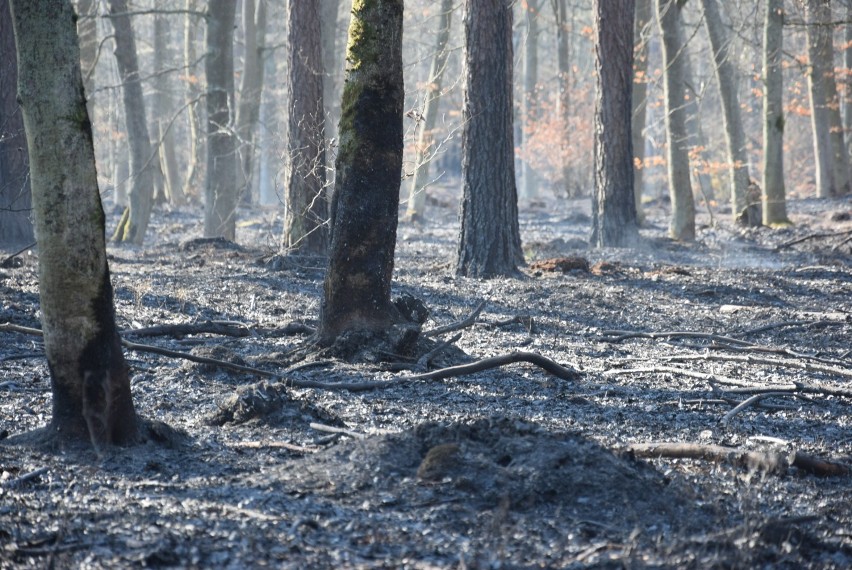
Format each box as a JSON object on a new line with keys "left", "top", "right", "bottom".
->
{"left": 0, "top": 0, "right": 851, "bottom": 568}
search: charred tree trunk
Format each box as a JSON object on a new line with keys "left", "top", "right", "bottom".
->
{"left": 317, "top": 0, "right": 405, "bottom": 344}
{"left": 283, "top": 0, "right": 328, "bottom": 255}
{"left": 204, "top": 0, "right": 238, "bottom": 239}
{"left": 10, "top": 0, "right": 139, "bottom": 447}
{"left": 456, "top": 0, "right": 524, "bottom": 277}
{"left": 656, "top": 0, "right": 695, "bottom": 241}
{"left": 0, "top": 0, "right": 33, "bottom": 246}
{"left": 762, "top": 0, "right": 789, "bottom": 225}
{"left": 591, "top": 0, "right": 639, "bottom": 248}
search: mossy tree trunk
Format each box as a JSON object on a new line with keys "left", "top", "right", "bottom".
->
{"left": 456, "top": 0, "right": 524, "bottom": 277}
{"left": 283, "top": 0, "right": 329, "bottom": 255}
{"left": 10, "top": 0, "right": 139, "bottom": 447}
{"left": 762, "top": 0, "right": 789, "bottom": 225}
{"left": 591, "top": 0, "right": 639, "bottom": 248}
{"left": 109, "top": 0, "right": 159, "bottom": 245}
{"left": 204, "top": 0, "right": 238, "bottom": 239}
{"left": 317, "top": 0, "right": 405, "bottom": 344}
{"left": 0, "top": 0, "right": 34, "bottom": 246}
{"left": 656, "top": 0, "right": 695, "bottom": 241}
{"left": 404, "top": 0, "right": 453, "bottom": 223}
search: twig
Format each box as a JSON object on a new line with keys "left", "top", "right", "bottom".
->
{"left": 402, "top": 351, "right": 580, "bottom": 383}
{"left": 600, "top": 330, "right": 754, "bottom": 346}
{"left": 720, "top": 392, "right": 813, "bottom": 425}
{"left": 624, "top": 442, "right": 849, "bottom": 477}
{"left": 774, "top": 229, "right": 852, "bottom": 251}
{"left": 226, "top": 441, "right": 319, "bottom": 453}
{"left": 2, "top": 467, "right": 49, "bottom": 489}
{"left": 309, "top": 423, "right": 366, "bottom": 439}
{"left": 707, "top": 342, "right": 848, "bottom": 368}
{"left": 122, "top": 320, "right": 253, "bottom": 338}
{"left": 604, "top": 366, "right": 754, "bottom": 387}
{"left": 664, "top": 353, "right": 852, "bottom": 381}
{"left": 425, "top": 301, "right": 486, "bottom": 337}
{"left": 415, "top": 332, "right": 462, "bottom": 371}
{"left": 0, "top": 242, "right": 36, "bottom": 268}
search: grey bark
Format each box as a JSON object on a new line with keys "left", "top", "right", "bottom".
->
{"left": 591, "top": 0, "right": 638, "bottom": 248}
{"left": 317, "top": 0, "right": 405, "bottom": 344}
{"left": 845, "top": 0, "right": 852, "bottom": 164}
{"left": 632, "top": 0, "right": 652, "bottom": 225}
{"left": 183, "top": 0, "right": 203, "bottom": 199}
{"left": 456, "top": 0, "right": 524, "bottom": 277}
{"left": 154, "top": 14, "right": 184, "bottom": 205}
{"left": 656, "top": 0, "right": 695, "bottom": 240}
{"left": 405, "top": 0, "right": 453, "bottom": 222}
{"left": 109, "top": 0, "right": 158, "bottom": 245}
{"left": 701, "top": 0, "right": 752, "bottom": 223}
{"left": 521, "top": 0, "right": 541, "bottom": 201}
{"left": 762, "top": 0, "right": 788, "bottom": 224}
{"left": 283, "top": 0, "right": 328, "bottom": 254}
{"left": 10, "top": 0, "right": 138, "bottom": 446}
{"left": 552, "top": 0, "right": 572, "bottom": 196}
{"left": 0, "top": 0, "right": 33, "bottom": 245}
{"left": 236, "top": 0, "right": 267, "bottom": 205}
{"left": 321, "top": 0, "right": 346, "bottom": 147}
{"left": 76, "top": 0, "right": 97, "bottom": 121}
{"left": 204, "top": 0, "right": 238, "bottom": 239}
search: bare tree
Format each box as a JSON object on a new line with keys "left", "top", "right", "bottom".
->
{"left": 182, "top": 0, "right": 204, "bottom": 199}
{"left": 656, "top": 0, "right": 695, "bottom": 240}
{"left": 154, "top": 13, "right": 184, "bottom": 205}
{"left": 520, "top": 0, "right": 542, "bottom": 201}
{"left": 552, "top": 0, "right": 572, "bottom": 196}
{"left": 762, "top": 0, "right": 789, "bottom": 225}
{"left": 236, "top": 0, "right": 267, "bottom": 205}
{"left": 204, "top": 0, "right": 238, "bottom": 239}
{"left": 631, "top": 0, "right": 652, "bottom": 225}
{"left": 456, "top": 0, "right": 524, "bottom": 277}
{"left": 283, "top": 0, "right": 328, "bottom": 255}
{"left": 9, "top": 0, "right": 139, "bottom": 447}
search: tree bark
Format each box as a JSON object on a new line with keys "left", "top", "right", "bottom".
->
{"left": 456, "top": 0, "right": 524, "bottom": 277}
{"left": 182, "top": 0, "right": 203, "bottom": 199}
{"left": 762, "top": 0, "right": 789, "bottom": 225}
{"left": 656, "top": 0, "right": 695, "bottom": 241}
{"left": 405, "top": 0, "right": 453, "bottom": 222}
{"left": 0, "top": 0, "right": 33, "bottom": 246}
{"left": 109, "top": 0, "right": 158, "bottom": 245}
{"left": 591, "top": 0, "right": 638, "bottom": 248}
{"left": 283, "top": 0, "right": 328, "bottom": 255}
{"left": 75, "top": 0, "right": 96, "bottom": 121}
{"left": 154, "top": 14, "right": 185, "bottom": 206}
{"left": 317, "top": 0, "right": 405, "bottom": 344}
{"left": 204, "top": 0, "right": 238, "bottom": 239}
{"left": 10, "top": 0, "right": 138, "bottom": 447}
{"left": 552, "top": 0, "right": 572, "bottom": 197}
{"left": 321, "top": 0, "right": 346, "bottom": 147}
{"left": 521, "top": 0, "right": 541, "bottom": 201}
{"left": 701, "top": 0, "right": 752, "bottom": 224}
{"left": 631, "top": 0, "right": 652, "bottom": 226}
{"left": 805, "top": 0, "right": 841, "bottom": 198}
{"left": 236, "top": 0, "right": 267, "bottom": 205}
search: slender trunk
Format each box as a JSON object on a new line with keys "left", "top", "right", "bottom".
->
{"left": 701, "top": 0, "right": 752, "bottom": 223}
{"left": 76, "top": 0, "right": 96, "bottom": 121}
{"left": 817, "top": 3, "right": 851, "bottom": 196}
{"left": 656, "top": 0, "right": 695, "bottom": 240}
{"left": 154, "top": 14, "right": 184, "bottom": 206}
{"left": 204, "top": 0, "right": 238, "bottom": 239}
{"left": 283, "top": 0, "right": 328, "bottom": 254}
{"left": 553, "top": 0, "right": 572, "bottom": 197}
{"left": 805, "top": 0, "right": 837, "bottom": 198}
{"left": 762, "top": 0, "right": 789, "bottom": 225}
{"left": 321, "top": 0, "right": 344, "bottom": 147}
{"left": 236, "top": 0, "right": 267, "bottom": 205}
{"left": 632, "top": 0, "right": 652, "bottom": 225}
{"left": 183, "top": 0, "right": 203, "bottom": 199}
{"left": 591, "top": 0, "right": 638, "bottom": 248}
{"left": 405, "top": 0, "right": 453, "bottom": 222}
{"left": 109, "top": 0, "right": 157, "bottom": 245}
{"left": 521, "top": 0, "right": 541, "bottom": 201}
{"left": 456, "top": 0, "right": 524, "bottom": 277}
{"left": 10, "top": 0, "right": 138, "bottom": 447}
{"left": 845, "top": 1, "right": 852, "bottom": 164}
{"left": 318, "top": 0, "right": 405, "bottom": 344}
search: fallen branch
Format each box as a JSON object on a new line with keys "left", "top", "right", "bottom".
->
{"left": 402, "top": 351, "right": 580, "bottom": 383}
{"left": 226, "top": 441, "right": 318, "bottom": 453}
{"left": 0, "top": 242, "right": 36, "bottom": 268}
{"left": 664, "top": 353, "right": 852, "bottom": 381}
{"left": 425, "top": 301, "right": 485, "bottom": 337}
{"left": 2, "top": 467, "right": 49, "bottom": 489}
{"left": 604, "top": 366, "right": 754, "bottom": 387}
{"left": 775, "top": 229, "right": 852, "bottom": 251}
{"left": 720, "top": 392, "right": 816, "bottom": 425}
{"left": 309, "top": 422, "right": 366, "bottom": 439}
{"left": 415, "top": 332, "right": 462, "bottom": 371}
{"left": 624, "top": 442, "right": 849, "bottom": 477}
{"left": 122, "top": 320, "right": 253, "bottom": 338}
{"left": 600, "top": 330, "right": 754, "bottom": 347}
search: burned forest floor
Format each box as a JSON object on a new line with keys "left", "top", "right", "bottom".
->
{"left": 1, "top": 190, "right": 852, "bottom": 568}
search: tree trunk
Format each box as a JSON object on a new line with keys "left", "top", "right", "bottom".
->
{"left": 317, "top": 0, "right": 405, "bottom": 344}
{"left": 631, "top": 0, "right": 652, "bottom": 225}
{"left": 762, "top": 0, "right": 789, "bottom": 225}
{"left": 591, "top": 0, "right": 638, "bottom": 248}
{"left": 404, "top": 0, "right": 453, "bottom": 222}
{"left": 10, "top": 0, "right": 138, "bottom": 447}
{"left": 182, "top": 0, "right": 203, "bottom": 199}
{"left": 236, "top": 0, "right": 267, "bottom": 205}
{"left": 154, "top": 14, "right": 185, "bottom": 206}
{"left": 552, "top": 0, "right": 572, "bottom": 197}
{"left": 845, "top": 0, "right": 852, "bottom": 165}
{"left": 656, "top": 0, "right": 695, "bottom": 241}
{"left": 204, "top": 0, "right": 238, "bottom": 239}
{"left": 456, "top": 0, "right": 524, "bottom": 277}
{"left": 283, "top": 0, "right": 328, "bottom": 255}
{"left": 701, "top": 0, "right": 752, "bottom": 224}
{"left": 321, "top": 0, "right": 345, "bottom": 147}
{"left": 109, "top": 0, "right": 157, "bottom": 245}
{"left": 0, "top": 0, "right": 33, "bottom": 246}
{"left": 521, "top": 0, "right": 541, "bottom": 201}
{"left": 75, "top": 0, "right": 96, "bottom": 121}
{"left": 805, "top": 0, "right": 839, "bottom": 198}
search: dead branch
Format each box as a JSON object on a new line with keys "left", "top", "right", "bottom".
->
{"left": 600, "top": 330, "right": 754, "bottom": 346}
{"left": 425, "top": 301, "right": 485, "bottom": 337}
{"left": 720, "top": 392, "right": 815, "bottom": 425}
{"left": 1, "top": 467, "right": 49, "bottom": 489}
{"left": 707, "top": 342, "right": 849, "bottom": 368}
{"left": 774, "top": 229, "right": 852, "bottom": 251}
{"left": 624, "top": 442, "right": 849, "bottom": 477}
{"left": 664, "top": 353, "right": 852, "bottom": 381}
{"left": 309, "top": 423, "right": 366, "bottom": 439}
{"left": 226, "top": 441, "right": 318, "bottom": 453}
{"left": 402, "top": 351, "right": 580, "bottom": 383}
{"left": 0, "top": 242, "right": 36, "bottom": 268}
{"left": 736, "top": 319, "right": 846, "bottom": 336}
{"left": 415, "top": 332, "right": 462, "bottom": 371}
{"left": 122, "top": 320, "right": 253, "bottom": 338}
{"left": 604, "top": 366, "right": 754, "bottom": 387}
